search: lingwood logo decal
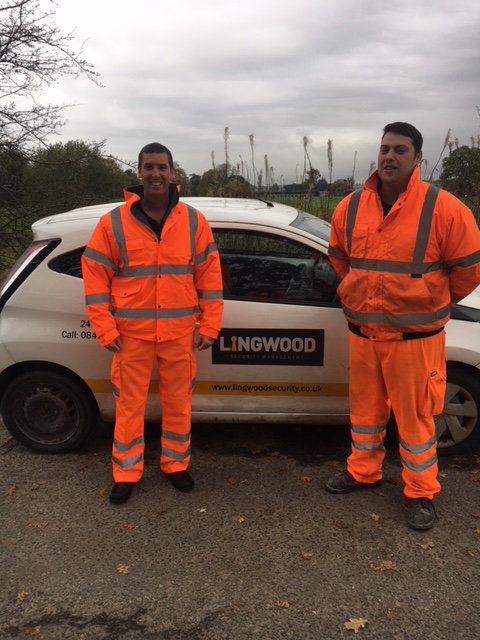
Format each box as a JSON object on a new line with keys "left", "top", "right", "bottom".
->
{"left": 212, "top": 329, "right": 325, "bottom": 366}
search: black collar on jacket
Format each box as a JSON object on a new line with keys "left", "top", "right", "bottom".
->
{"left": 124, "top": 183, "right": 180, "bottom": 238}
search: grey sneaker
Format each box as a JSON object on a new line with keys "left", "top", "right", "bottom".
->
{"left": 325, "top": 470, "right": 382, "bottom": 494}
{"left": 407, "top": 498, "right": 436, "bottom": 531}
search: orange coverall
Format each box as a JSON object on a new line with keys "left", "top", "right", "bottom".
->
{"left": 329, "top": 167, "right": 480, "bottom": 498}
{"left": 82, "top": 185, "right": 223, "bottom": 481}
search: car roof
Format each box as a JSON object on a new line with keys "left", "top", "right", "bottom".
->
{"left": 31, "top": 197, "right": 325, "bottom": 244}
{"left": 34, "top": 197, "right": 300, "bottom": 227}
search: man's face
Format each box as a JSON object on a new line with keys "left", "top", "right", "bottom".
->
{"left": 137, "top": 152, "right": 175, "bottom": 198}
{"left": 377, "top": 132, "right": 422, "bottom": 193}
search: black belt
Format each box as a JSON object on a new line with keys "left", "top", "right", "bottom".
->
{"left": 347, "top": 322, "right": 444, "bottom": 341}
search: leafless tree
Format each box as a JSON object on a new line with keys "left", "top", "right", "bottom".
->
{"left": 429, "top": 129, "right": 451, "bottom": 182}
{"left": 210, "top": 150, "right": 217, "bottom": 184}
{"left": 302, "top": 136, "right": 319, "bottom": 197}
{"left": 351, "top": 151, "right": 357, "bottom": 183}
{"left": 257, "top": 168, "right": 263, "bottom": 192}
{"left": 0, "top": 0, "right": 101, "bottom": 154}
{"left": 302, "top": 136, "right": 308, "bottom": 184}
{"left": 327, "top": 139, "right": 333, "bottom": 186}
{"left": 264, "top": 154, "right": 269, "bottom": 191}
{"left": 249, "top": 133, "right": 256, "bottom": 190}
{"left": 422, "top": 158, "right": 429, "bottom": 181}
{"left": 239, "top": 155, "right": 245, "bottom": 178}
{"left": 224, "top": 126, "right": 230, "bottom": 178}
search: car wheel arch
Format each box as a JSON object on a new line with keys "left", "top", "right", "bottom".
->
{"left": 435, "top": 361, "right": 480, "bottom": 455}
{"left": 0, "top": 361, "right": 100, "bottom": 453}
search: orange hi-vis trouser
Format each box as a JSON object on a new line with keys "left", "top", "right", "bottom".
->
{"left": 110, "top": 332, "right": 196, "bottom": 482}
{"left": 347, "top": 331, "right": 446, "bottom": 500}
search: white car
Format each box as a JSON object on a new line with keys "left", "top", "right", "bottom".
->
{"left": 1, "top": 198, "right": 479, "bottom": 455}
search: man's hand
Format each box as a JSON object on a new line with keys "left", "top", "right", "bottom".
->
{"left": 195, "top": 334, "right": 214, "bottom": 351}
{"left": 105, "top": 337, "right": 122, "bottom": 352}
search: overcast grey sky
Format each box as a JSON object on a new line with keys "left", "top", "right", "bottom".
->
{"left": 40, "top": 0, "right": 479, "bottom": 185}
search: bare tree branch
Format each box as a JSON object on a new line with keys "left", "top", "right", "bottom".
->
{"left": 0, "top": 0, "right": 101, "bottom": 153}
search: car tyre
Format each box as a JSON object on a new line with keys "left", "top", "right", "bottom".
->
{"left": 1, "top": 368, "right": 99, "bottom": 453}
{"left": 435, "top": 364, "right": 480, "bottom": 456}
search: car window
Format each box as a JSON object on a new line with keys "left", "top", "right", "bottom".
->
{"left": 290, "top": 210, "right": 332, "bottom": 243}
{"left": 49, "top": 248, "right": 84, "bottom": 278}
{"left": 46, "top": 235, "right": 341, "bottom": 307}
{"left": 214, "top": 230, "right": 340, "bottom": 306}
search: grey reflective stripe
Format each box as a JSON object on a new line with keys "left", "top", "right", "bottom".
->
{"left": 113, "top": 435, "right": 145, "bottom": 452}
{"left": 399, "top": 436, "right": 436, "bottom": 455}
{"left": 343, "top": 304, "right": 450, "bottom": 327}
{"left": 186, "top": 205, "right": 198, "bottom": 262}
{"left": 83, "top": 246, "right": 117, "bottom": 271}
{"left": 112, "top": 384, "right": 120, "bottom": 398}
{"left": 346, "top": 189, "right": 363, "bottom": 254}
{"left": 110, "top": 207, "right": 129, "bottom": 267}
{"left": 412, "top": 186, "right": 440, "bottom": 266}
{"left": 85, "top": 293, "right": 110, "bottom": 305}
{"left": 191, "top": 376, "right": 196, "bottom": 390}
{"left": 451, "top": 293, "right": 463, "bottom": 303}
{"left": 349, "top": 258, "right": 445, "bottom": 275}
{"left": 160, "top": 264, "right": 194, "bottom": 275}
{"left": 351, "top": 423, "right": 387, "bottom": 435}
{"left": 118, "top": 266, "right": 158, "bottom": 278}
{"left": 197, "top": 289, "right": 223, "bottom": 300}
{"left": 162, "top": 429, "right": 190, "bottom": 443}
{"left": 328, "top": 246, "right": 347, "bottom": 258}
{"left": 162, "top": 445, "right": 191, "bottom": 461}
{"left": 446, "top": 250, "right": 480, "bottom": 269}
{"left": 112, "top": 452, "right": 144, "bottom": 469}
{"left": 400, "top": 452, "right": 437, "bottom": 473}
{"left": 113, "top": 308, "right": 157, "bottom": 319}
{"left": 352, "top": 441, "right": 385, "bottom": 451}
{"left": 195, "top": 241, "right": 218, "bottom": 266}
{"left": 118, "top": 264, "right": 194, "bottom": 278}
{"left": 113, "top": 306, "right": 199, "bottom": 319}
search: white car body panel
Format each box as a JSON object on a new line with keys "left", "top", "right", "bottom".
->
{"left": 0, "top": 198, "right": 349, "bottom": 426}
{"left": 1, "top": 196, "right": 479, "bottom": 454}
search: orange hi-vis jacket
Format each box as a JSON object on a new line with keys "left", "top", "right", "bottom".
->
{"left": 328, "top": 167, "right": 480, "bottom": 341}
{"left": 81, "top": 185, "right": 224, "bottom": 347}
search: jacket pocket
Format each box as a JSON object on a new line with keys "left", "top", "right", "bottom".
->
{"left": 110, "top": 280, "right": 144, "bottom": 306}
{"left": 350, "top": 223, "right": 369, "bottom": 258}
{"left": 126, "top": 240, "right": 146, "bottom": 267}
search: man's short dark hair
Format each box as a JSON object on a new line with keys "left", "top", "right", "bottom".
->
{"left": 138, "top": 143, "right": 174, "bottom": 170}
{"left": 382, "top": 122, "right": 423, "bottom": 155}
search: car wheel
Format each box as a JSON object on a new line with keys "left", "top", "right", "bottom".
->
{"left": 1, "top": 368, "right": 99, "bottom": 453}
{"left": 435, "top": 364, "right": 480, "bottom": 456}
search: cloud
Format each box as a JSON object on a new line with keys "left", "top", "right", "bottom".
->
{"left": 39, "top": 0, "right": 480, "bottom": 184}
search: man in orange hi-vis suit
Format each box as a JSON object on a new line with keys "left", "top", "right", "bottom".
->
{"left": 82, "top": 142, "right": 223, "bottom": 505}
{"left": 326, "top": 122, "right": 480, "bottom": 530}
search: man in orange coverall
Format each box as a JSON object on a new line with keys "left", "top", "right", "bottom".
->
{"left": 82, "top": 142, "right": 223, "bottom": 504}
{"left": 326, "top": 122, "right": 480, "bottom": 530}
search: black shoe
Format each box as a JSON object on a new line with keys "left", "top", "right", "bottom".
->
{"left": 109, "top": 482, "right": 135, "bottom": 504}
{"left": 407, "top": 498, "right": 436, "bottom": 531}
{"left": 165, "top": 470, "right": 194, "bottom": 493}
{"left": 325, "top": 470, "right": 382, "bottom": 494}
